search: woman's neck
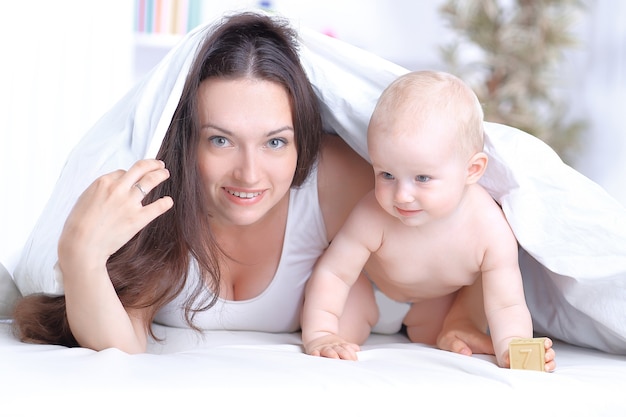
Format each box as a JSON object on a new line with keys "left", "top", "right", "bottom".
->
{"left": 209, "top": 193, "right": 290, "bottom": 300}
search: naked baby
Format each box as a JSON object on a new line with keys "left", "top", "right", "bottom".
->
{"left": 301, "top": 70, "right": 556, "bottom": 371}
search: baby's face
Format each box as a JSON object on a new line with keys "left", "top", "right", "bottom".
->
{"left": 367, "top": 117, "right": 470, "bottom": 226}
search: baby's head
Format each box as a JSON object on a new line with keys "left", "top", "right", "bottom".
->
{"left": 367, "top": 71, "right": 488, "bottom": 225}
{"left": 368, "top": 70, "right": 484, "bottom": 163}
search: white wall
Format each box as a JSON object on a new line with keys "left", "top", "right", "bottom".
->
{"left": 0, "top": 1, "right": 134, "bottom": 272}
{"left": 567, "top": 1, "right": 626, "bottom": 205}
{"left": 1, "top": 0, "right": 624, "bottom": 274}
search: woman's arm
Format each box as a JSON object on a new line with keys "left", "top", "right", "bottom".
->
{"left": 60, "top": 259, "right": 149, "bottom": 353}
{"left": 317, "top": 134, "right": 374, "bottom": 239}
{"left": 58, "top": 159, "right": 173, "bottom": 352}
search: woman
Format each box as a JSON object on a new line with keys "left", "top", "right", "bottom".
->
{"left": 13, "top": 12, "right": 492, "bottom": 356}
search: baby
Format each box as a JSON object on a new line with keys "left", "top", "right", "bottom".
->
{"left": 302, "top": 70, "right": 555, "bottom": 370}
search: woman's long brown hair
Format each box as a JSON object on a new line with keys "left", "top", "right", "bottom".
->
{"left": 12, "top": 11, "right": 323, "bottom": 347}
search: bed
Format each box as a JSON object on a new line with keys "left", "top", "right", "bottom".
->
{"left": 1, "top": 318, "right": 625, "bottom": 416}
{"left": 2, "top": 10, "right": 626, "bottom": 417}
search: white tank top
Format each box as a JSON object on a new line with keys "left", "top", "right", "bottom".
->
{"left": 154, "top": 167, "right": 328, "bottom": 332}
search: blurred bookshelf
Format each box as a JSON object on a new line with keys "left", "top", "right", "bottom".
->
{"left": 132, "top": 0, "right": 270, "bottom": 79}
{"left": 134, "top": 0, "right": 204, "bottom": 38}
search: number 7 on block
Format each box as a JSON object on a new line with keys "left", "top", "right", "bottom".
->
{"left": 509, "top": 338, "right": 546, "bottom": 371}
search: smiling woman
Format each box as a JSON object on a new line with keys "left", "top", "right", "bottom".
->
{"left": 11, "top": 11, "right": 416, "bottom": 355}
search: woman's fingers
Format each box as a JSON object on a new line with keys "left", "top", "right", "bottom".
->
{"left": 128, "top": 159, "right": 174, "bottom": 225}
{"left": 125, "top": 159, "right": 170, "bottom": 202}
{"left": 59, "top": 159, "right": 173, "bottom": 261}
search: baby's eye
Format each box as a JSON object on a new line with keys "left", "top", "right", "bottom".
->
{"left": 416, "top": 175, "right": 431, "bottom": 183}
{"left": 267, "top": 138, "right": 287, "bottom": 149}
{"left": 209, "top": 136, "right": 231, "bottom": 147}
{"left": 381, "top": 172, "right": 395, "bottom": 180}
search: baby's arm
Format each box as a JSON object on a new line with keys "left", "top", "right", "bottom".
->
{"left": 302, "top": 196, "right": 382, "bottom": 360}
{"left": 482, "top": 261, "right": 532, "bottom": 367}
{"left": 480, "top": 217, "right": 557, "bottom": 370}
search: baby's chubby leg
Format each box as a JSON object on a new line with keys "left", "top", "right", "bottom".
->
{"left": 403, "top": 294, "right": 456, "bottom": 345}
{"left": 435, "top": 280, "right": 494, "bottom": 357}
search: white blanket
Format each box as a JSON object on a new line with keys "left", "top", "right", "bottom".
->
{"left": 1, "top": 322, "right": 626, "bottom": 417}
{"left": 11, "top": 17, "right": 626, "bottom": 354}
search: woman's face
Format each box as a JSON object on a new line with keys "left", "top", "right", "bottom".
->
{"left": 196, "top": 77, "right": 297, "bottom": 227}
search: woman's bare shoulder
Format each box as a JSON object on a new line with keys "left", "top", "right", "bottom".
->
{"left": 317, "top": 134, "right": 374, "bottom": 240}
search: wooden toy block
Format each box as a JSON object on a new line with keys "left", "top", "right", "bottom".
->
{"left": 509, "top": 337, "right": 546, "bottom": 371}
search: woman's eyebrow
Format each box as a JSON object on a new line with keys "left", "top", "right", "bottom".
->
{"left": 266, "top": 126, "right": 294, "bottom": 137}
{"left": 200, "top": 124, "right": 232, "bottom": 135}
{"left": 200, "top": 124, "right": 293, "bottom": 137}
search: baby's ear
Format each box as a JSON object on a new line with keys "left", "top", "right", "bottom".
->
{"left": 466, "top": 152, "right": 488, "bottom": 184}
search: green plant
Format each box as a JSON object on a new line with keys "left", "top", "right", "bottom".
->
{"left": 439, "top": 0, "right": 587, "bottom": 163}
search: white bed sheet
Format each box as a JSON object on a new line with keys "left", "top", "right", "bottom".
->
{"left": 1, "top": 321, "right": 625, "bottom": 417}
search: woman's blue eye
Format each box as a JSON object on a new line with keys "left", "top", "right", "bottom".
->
{"left": 416, "top": 175, "right": 431, "bottom": 183}
{"left": 210, "top": 136, "right": 230, "bottom": 147}
{"left": 267, "top": 138, "right": 287, "bottom": 149}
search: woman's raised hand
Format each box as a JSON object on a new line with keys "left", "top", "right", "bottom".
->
{"left": 55, "top": 159, "right": 173, "bottom": 352}
{"left": 58, "top": 159, "right": 173, "bottom": 264}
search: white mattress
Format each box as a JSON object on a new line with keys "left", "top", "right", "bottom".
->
{"left": 1, "top": 321, "right": 625, "bottom": 417}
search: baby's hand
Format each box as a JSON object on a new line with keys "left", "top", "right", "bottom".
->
{"left": 543, "top": 338, "right": 556, "bottom": 372}
{"left": 305, "top": 334, "right": 361, "bottom": 360}
{"left": 507, "top": 337, "right": 556, "bottom": 372}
